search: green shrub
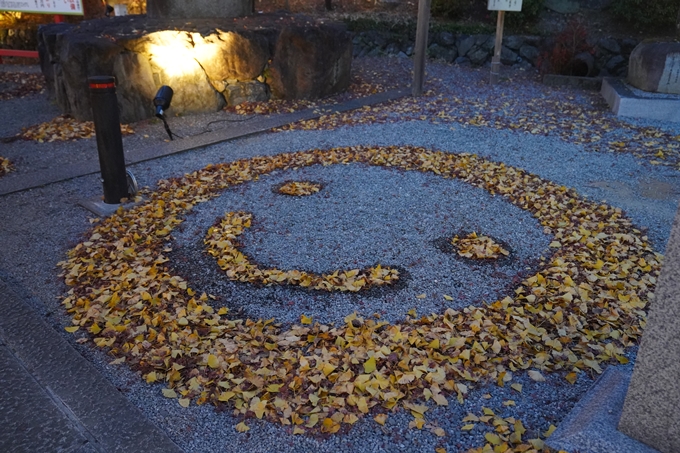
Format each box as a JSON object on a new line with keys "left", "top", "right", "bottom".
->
{"left": 431, "top": 0, "right": 472, "bottom": 20}
{"left": 504, "top": 0, "right": 544, "bottom": 28}
{"left": 431, "top": 0, "right": 544, "bottom": 30}
{"left": 612, "top": 0, "right": 677, "bottom": 28}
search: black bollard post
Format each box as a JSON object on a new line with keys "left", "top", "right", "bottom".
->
{"left": 88, "top": 76, "right": 128, "bottom": 204}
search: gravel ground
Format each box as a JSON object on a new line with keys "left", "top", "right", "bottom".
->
{"left": 1, "top": 58, "right": 679, "bottom": 452}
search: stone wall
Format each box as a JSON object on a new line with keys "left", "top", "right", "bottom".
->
{"left": 352, "top": 29, "right": 639, "bottom": 77}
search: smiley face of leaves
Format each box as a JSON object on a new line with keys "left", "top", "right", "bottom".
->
{"left": 451, "top": 232, "right": 510, "bottom": 260}
{"left": 204, "top": 211, "right": 399, "bottom": 292}
{"left": 59, "top": 145, "right": 661, "bottom": 438}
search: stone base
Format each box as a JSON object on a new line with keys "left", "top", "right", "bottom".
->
{"left": 38, "top": 14, "right": 352, "bottom": 123}
{"left": 543, "top": 74, "right": 602, "bottom": 91}
{"left": 601, "top": 77, "right": 680, "bottom": 123}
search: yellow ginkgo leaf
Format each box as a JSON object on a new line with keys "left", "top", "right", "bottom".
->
{"left": 363, "top": 356, "right": 377, "bottom": 374}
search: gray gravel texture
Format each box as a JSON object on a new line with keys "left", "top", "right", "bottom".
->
{"left": 1, "top": 59, "right": 679, "bottom": 453}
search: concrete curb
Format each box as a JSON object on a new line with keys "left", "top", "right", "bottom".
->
{"left": 0, "top": 88, "right": 408, "bottom": 197}
{"left": 0, "top": 273, "right": 184, "bottom": 453}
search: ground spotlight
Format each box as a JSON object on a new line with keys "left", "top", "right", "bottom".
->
{"left": 153, "top": 85, "right": 175, "bottom": 140}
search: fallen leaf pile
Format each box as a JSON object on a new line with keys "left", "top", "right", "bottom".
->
{"left": 276, "top": 88, "right": 680, "bottom": 170}
{"left": 21, "top": 115, "right": 135, "bottom": 142}
{"left": 463, "top": 408, "right": 564, "bottom": 453}
{"left": 59, "top": 146, "right": 661, "bottom": 440}
{"left": 0, "top": 156, "right": 13, "bottom": 177}
{"left": 0, "top": 71, "right": 45, "bottom": 100}
{"left": 227, "top": 78, "right": 389, "bottom": 116}
{"left": 277, "top": 180, "right": 322, "bottom": 196}
{"left": 205, "top": 211, "right": 399, "bottom": 292}
{"left": 451, "top": 232, "right": 510, "bottom": 260}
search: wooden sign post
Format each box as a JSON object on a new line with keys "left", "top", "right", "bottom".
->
{"left": 411, "top": 0, "right": 431, "bottom": 96}
{"left": 488, "top": 0, "right": 522, "bottom": 84}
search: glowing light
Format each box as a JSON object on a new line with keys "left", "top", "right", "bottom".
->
{"left": 145, "top": 31, "right": 220, "bottom": 79}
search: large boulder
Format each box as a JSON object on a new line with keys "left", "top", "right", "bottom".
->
{"left": 53, "top": 34, "right": 124, "bottom": 121}
{"left": 628, "top": 42, "right": 680, "bottom": 94}
{"left": 38, "top": 14, "right": 352, "bottom": 122}
{"left": 268, "top": 23, "right": 352, "bottom": 100}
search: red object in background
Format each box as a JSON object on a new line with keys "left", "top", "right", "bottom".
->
{"left": 0, "top": 14, "right": 63, "bottom": 63}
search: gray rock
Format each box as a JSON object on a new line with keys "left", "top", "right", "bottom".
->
{"left": 545, "top": 0, "right": 580, "bottom": 14}
{"left": 403, "top": 44, "right": 414, "bottom": 56}
{"left": 598, "top": 37, "right": 621, "bottom": 54}
{"left": 397, "top": 51, "right": 408, "bottom": 58}
{"left": 38, "top": 14, "right": 353, "bottom": 120}
{"left": 457, "top": 35, "right": 476, "bottom": 56}
{"left": 483, "top": 35, "right": 496, "bottom": 51}
{"left": 500, "top": 46, "right": 518, "bottom": 65}
{"left": 112, "top": 52, "right": 156, "bottom": 123}
{"left": 223, "top": 80, "right": 270, "bottom": 106}
{"left": 605, "top": 55, "right": 626, "bottom": 72}
{"left": 468, "top": 48, "right": 490, "bottom": 66}
{"left": 428, "top": 43, "right": 457, "bottom": 62}
{"left": 436, "top": 31, "right": 456, "bottom": 47}
{"left": 615, "top": 66, "right": 628, "bottom": 78}
{"left": 503, "top": 35, "right": 525, "bottom": 50}
{"left": 619, "top": 204, "right": 680, "bottom": 452}
{"left": 620, "top": 38, "right": 640, "bottom": 55}
{"left": 53, "top": 34, "right": 123, "bottom": 121}
{"left": 628, "top": 42, "right": 680, "bottom": 94}
{"left": 366, "top": 47, "right": 381, "bottom": 57}
{"left": 268, "top": 22, "right": 353, "bottom": 100}
{"left": 519, "top": 44, "right": 540, "bottom": 65}
{"left": 597, "top": 68, "right": 611, "bottom": 77}
{"left": 384, "top": 42, "right": 401, "bottom": 55}
{"left": 364, "top": 30, "right": 387, "bottom": 50}
{"left": 454, "top": 56, "right": 471, "bottom": 65}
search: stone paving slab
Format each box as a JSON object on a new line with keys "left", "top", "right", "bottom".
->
{"left": 0, "top": 88, "right": 408, "bottom": 197}
{"left": 0, "top": 274, "right": 183, "bottom": 453}
{"left": 546, "top": 367, "right": 660, "bottom": 453}
{"left": 0, "top": 340, "right": 92, "bottom": 452}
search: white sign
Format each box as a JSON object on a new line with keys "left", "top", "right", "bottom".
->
{"left": 0, "top": 0, "right": 84, "bottom": 15}
{"left": 488, "top": 0, "right": 523, "bottom": 11}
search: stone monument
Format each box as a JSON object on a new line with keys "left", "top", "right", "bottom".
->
{"left": 618, "top": 206, "right": 680, "bottom": 452}
{"left": 38, "top": 0, "right": 352, "bottom": 123}
{"left": 627, "top": 42, "right": 680, "bottom": 95}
